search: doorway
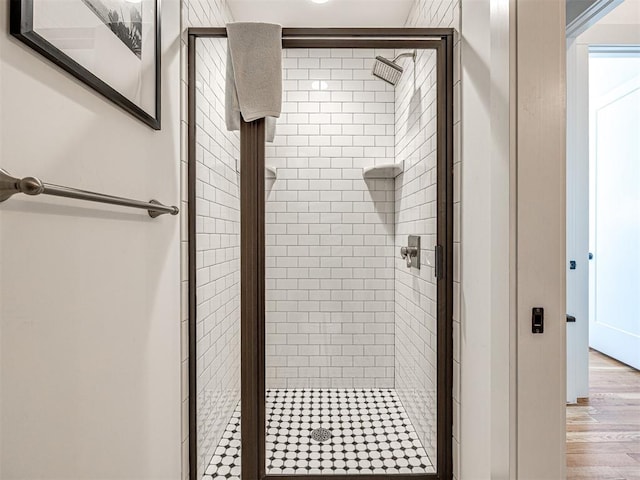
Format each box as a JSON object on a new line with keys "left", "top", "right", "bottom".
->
{"left": 566, "top": 0, "right": 640, "bottom": 403}
{"left": 566, "top": 1, "right": 640, "bottom": 477}
{"left": 187, "top": 28, "right": 454, "bottom": 480}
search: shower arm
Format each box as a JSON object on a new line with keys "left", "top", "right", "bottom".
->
{"left": 392, "top": 51, "right": 416, "bottom": 63}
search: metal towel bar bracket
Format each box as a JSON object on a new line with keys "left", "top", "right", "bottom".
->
{"left": 0, "top": 169, "right": 179, "bottom": 218}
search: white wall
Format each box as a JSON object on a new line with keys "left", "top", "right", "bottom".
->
{"left": 516, "top": 0, "right": 567, "bottom": 477}
{"left": 459, "top": 0, "right": 492, "bottom": 476}
{"left": 458, "top": 1, "right": 516, "bottom": 478}
{"left": 596, "top": 0, "right": 640, "bottom": 24}
{"left": 0, "top": 0, "right": 182, "bottom": 478}
{"left": 265, "top": 48, "right": 396, "bottom": 389}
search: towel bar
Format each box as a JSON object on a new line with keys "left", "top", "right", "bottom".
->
{"left": 0, "top": 169, "right": 179, "bottom": 218}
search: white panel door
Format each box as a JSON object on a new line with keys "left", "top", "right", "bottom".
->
{"left": 589, "top": 69, "right": 640, "bottom": 369}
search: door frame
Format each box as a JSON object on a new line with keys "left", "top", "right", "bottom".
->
{"left": 566, "top": 37, "right": 591, "bottom": 403}
{"left": 188, "top": 27, "right": 455, "bottom": 480}
{"left": 566, "top": 15, "right": 640, "bottom": 401}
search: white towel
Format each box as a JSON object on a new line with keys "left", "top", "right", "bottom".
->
{"left": 225, "top": 22, "right": 282, "bottom": 142}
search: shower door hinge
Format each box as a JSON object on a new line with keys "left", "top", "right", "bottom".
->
{"left": 435, "top": 245, "right": 443, "bottom": 280}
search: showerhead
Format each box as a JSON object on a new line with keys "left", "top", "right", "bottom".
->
{"left": 371, "top": 50, "right": 416, "bottom": 86}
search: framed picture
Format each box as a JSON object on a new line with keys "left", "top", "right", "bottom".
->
{"left": 10, "top": 0, "right": 161, "bottom": 130}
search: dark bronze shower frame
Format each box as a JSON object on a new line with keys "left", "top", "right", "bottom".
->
{"left": 188, "top": 27, "right": 454, "bottom": 480}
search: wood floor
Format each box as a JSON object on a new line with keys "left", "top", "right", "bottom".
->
{"left": 567, "top": 349, "right": 640, "bottom": 479}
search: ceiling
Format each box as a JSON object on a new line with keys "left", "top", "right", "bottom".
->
{"left": 226, "top": 0, "right": 415, "bottom": 27}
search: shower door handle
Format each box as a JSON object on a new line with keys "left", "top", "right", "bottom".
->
{"left": 435, "top": 245, "right": 443, "bottom": 279}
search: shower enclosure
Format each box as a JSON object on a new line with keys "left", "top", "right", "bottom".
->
{"left": 188, "top": 28, "right": 454, "bottom": 480}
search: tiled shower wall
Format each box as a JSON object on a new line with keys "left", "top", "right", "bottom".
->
{"left": 394, "top": 45, "right": 439, "bottom": 463}
{"left": 180, "top": 1, "right": 240, "bottom": 477}
{"left": 396, "top": 0, "right": 461, "bottom": 477}
{"left": 264, "top": 48, "right": 397, "bottom": 389}
{"left": 192, "top": 35, "right": 241, "bottom": 477}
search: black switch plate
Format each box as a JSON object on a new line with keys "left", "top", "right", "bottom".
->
{"left": 532, "top": 307, "right": 544, "bottom": 334}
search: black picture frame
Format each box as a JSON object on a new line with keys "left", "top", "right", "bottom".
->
{"left": 10, "top": 0, "right": 161, "bottom": 130}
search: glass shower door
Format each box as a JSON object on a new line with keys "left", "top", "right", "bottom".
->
{"left": 189, "top": 28, "right": 454, "bottom": 480}
{"left": 261, "top": 42, "right": 446, "bottom": 477}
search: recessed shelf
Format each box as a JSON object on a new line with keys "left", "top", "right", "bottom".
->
{"left": 362, "top": 163, "right": 403, "bottom": 179}
{"left": 266, "top": 166, "right": 277, "bottom": 180}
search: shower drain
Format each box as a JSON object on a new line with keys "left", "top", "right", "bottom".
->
{"left": 310, "top": 427, "right": 332, "bottom": 443}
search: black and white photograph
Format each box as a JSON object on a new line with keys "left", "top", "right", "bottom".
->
{"left": 81, "top": 0, "right": 144, "bottom": 58}
{"left": 10, "top": 0, "right": 160, "bottom": 129}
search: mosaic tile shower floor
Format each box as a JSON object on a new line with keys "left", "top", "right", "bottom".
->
{"left": 204, "top": 388, "right": 434, "bottom": 478}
